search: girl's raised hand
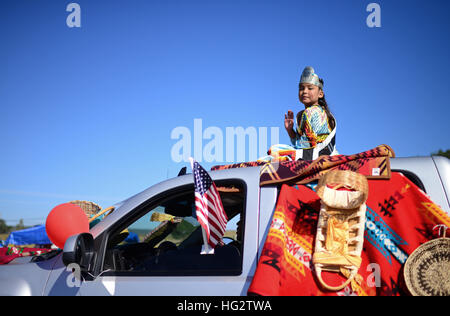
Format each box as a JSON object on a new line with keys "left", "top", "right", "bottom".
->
{"left": 284, "top": 110, "right": 294, "bottom": 131}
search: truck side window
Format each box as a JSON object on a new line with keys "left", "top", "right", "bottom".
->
{"left": 103, "top": 181, "right": 245, "bottom": 276}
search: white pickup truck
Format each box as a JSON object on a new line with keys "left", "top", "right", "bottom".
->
{"left": 0, "top": 156, "right": 448, "bottom": 296}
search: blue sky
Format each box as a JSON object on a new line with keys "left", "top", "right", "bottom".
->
{"left": 1, "top": 0, "right": 449, "bottom": 226}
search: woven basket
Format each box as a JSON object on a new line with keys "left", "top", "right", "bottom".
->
{"left": 69, "top": 200, "right": 102, "bottom": 217}
{"left": 404, "top": 237, "right": 450, "bottom": 296}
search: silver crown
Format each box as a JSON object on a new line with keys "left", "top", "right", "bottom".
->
{"left": 300, "top": 66, "right": 323, "bottom": 89}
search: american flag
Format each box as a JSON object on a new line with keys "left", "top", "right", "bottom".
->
{"left": 190, "top": 158, "right": 228, "bottom": 249}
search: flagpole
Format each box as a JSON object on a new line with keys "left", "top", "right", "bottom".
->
{"left": 201, "top": 226, "right": 214, "bottom": 255}
{"left": 189, "top": 157, "right": 214, "bottom": 255}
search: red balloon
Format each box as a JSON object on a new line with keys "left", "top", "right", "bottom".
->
{"left": 45, "top": 203, "right": 89, "bottom": 249}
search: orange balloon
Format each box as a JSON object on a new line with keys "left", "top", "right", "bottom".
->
{"left": 45, "top": 203, "right": 89, "bottom": 249}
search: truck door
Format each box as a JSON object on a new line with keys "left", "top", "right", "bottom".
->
{"left": 76, "top": 170, "right": 261, "bottom": 296}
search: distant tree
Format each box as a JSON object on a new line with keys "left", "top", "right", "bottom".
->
{"left": 0, "top": 219, "right": 9, "bottom": 234}
{"left": 15, "top": 219, "right": 25, "bottom": 231}
{"left": 431, "top": 149, "right": 450, "bottom": 159}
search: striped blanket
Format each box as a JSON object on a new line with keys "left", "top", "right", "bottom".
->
{"left": 211, "top": 144, "right": 395, "bottom": 186}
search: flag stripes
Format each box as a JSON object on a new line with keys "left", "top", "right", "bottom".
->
{"left": 194, "top": 189, "right": 227, "bottom": 247}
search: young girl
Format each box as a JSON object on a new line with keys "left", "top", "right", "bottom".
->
{"left": 259, "top": 66, "right": 337, "bottom": 162}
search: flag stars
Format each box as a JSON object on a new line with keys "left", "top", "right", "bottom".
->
{"left": 193, "top": 161, "right": 213, "bottom": 195}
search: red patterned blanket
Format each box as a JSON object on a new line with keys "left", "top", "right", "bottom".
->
{"left": 247, "top": 172, "right": 450, "bottom": 296}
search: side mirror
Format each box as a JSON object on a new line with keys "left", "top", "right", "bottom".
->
{"left": 62, "top": 233, "right": 95, "bottom": 270}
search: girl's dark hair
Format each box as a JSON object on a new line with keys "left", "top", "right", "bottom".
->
{"left": 318, "top": 78, "right": 336, "bottom": 131}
